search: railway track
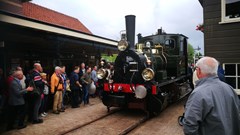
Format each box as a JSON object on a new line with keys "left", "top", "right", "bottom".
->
{"left": 58, "top": 86, "right": 190, "bottom": 135}
{"left": 59, "top": 109, "right": 149, "bottom": 135}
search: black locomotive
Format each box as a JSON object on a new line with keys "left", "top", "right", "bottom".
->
{"left": 97, "top": 15, "right": 192, "bottom": 115}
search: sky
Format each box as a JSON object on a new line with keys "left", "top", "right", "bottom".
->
{"left": 32, "top": 0, "right": 204, "bottom": 53}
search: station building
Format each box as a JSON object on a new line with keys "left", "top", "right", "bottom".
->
{"left": 0, "top": 0, "right": 118, "bottom": 76}
{"left": 199, "top": 0, "right": 240, "bottom": 94}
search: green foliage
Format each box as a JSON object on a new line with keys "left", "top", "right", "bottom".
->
{"left": 188, "top": 43, "right": 195, "bottom": 63}
{"left": 101, "top": 54, "right": 117, "bottom": 63}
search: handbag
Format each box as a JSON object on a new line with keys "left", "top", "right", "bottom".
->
{"left": 89, "top": 81, "right": 96, "bottom": 95}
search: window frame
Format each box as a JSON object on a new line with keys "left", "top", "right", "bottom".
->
{"left": 220, "top": 0, "right": 240, "bottom": 24}
{"left": 164, "top": 38, "right": 176, "bottom": 49}
{"left": 223, "top": 63, "right": 240, "bottom": 95}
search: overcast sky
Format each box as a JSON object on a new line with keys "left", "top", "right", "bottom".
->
{"left": 32, "top": 0, "right": 204, "bottom": 53}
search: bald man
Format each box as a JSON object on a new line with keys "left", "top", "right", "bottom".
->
{"left": 183, "top": 57, "right": 240, "bottom": 135}
{"left": 31, "top": 63, "right": 44, "bottom": 124}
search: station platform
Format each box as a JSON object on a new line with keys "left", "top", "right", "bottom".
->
{"left": 2, "top": 97, "right": 186, "bottom": 135}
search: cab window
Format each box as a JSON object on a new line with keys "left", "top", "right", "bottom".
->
{"left": 164, "top": 39, "right": 175, "bottom": 49}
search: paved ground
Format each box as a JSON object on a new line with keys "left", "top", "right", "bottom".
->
{"left": 3, "top": 98, "right": 109, "bottom": 135}
{"left": 2, "top": 97, "right": 186, "bottom": 135}
{"left": 130, "top": 99, "right": 186, "bottom": 135}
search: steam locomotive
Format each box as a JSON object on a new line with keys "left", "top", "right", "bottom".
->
{"left": 97, "top": 15, "right": 192, "bottom": 115}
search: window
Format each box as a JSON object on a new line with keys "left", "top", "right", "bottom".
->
{"left": 164, "top": 39, "right": 175, "bottom": 49}
{"left": 223, "top": 63, "right": 240, "bottom": 95}
{"left": 221, "top": 0, "right": 240, "bottom": 23}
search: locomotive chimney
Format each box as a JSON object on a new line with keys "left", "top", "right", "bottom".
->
{"left": 125, "top": 15, "right": 135, "bottom": 50}
{"left": 158, "top": 28, "right": 162, "bottom": 35}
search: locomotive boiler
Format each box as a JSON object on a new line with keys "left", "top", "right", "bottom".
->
{"left": 97, "top": 15, "right": 192, "bottom": 115}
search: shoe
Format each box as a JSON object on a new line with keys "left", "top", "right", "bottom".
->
{"left": 72, "top": 105, "right": 80, "bottom": 108}
{"left": 52, "top": 111, "right": 60, "bottom": 114}
{"left": 58, "top": 109, "right": 65, "bottom": 112}
{"left": 32, "top": 119, "right": 43, "bottom": 124}
{"left": 43, "top": 112, "right": 48, "bottom": 115}
{"left": 17, "top": 125, "right": 27, "bottom": 129}
{"left": 41, "top": 113, "right": 46, "bottom": 117}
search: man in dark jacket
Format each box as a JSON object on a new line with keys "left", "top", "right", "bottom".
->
{"left": 78, "top": 63, "right": 85, "bottom": 103}
{"left": 31, "top": 63, "right": 44, "bottom": 124}
{"left": 70, "top": 66, "right": 81, "bottom": 108}
{"left": 7, "top": 70, "right": 33, "bottom": 130}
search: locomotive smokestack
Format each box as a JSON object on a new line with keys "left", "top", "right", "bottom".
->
{"left": 125, "top": 15, "right": 135, "bottom": 50}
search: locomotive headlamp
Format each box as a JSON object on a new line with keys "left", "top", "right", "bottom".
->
{"left": 118, "top": 39, "right": 128, "bottom": 51}
{"left": 135, "top": 85, "right": 147, "bottom": 99}
{"left": 146, "top": 42, "right": 151, "bottom": 48}
{"left": 142, "top": 68, "right": 155, "bottom": 81}
{"left": 97, "top": 68, "right": 106, "bottom": 79}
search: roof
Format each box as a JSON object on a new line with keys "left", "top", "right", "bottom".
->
{"left": 22, "top": 2, "right": 92, "bottom": 34}
{"left": 198, "top": 0, "right": 203, "bottom": 7}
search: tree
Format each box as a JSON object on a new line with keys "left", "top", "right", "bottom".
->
{"left": 187, "top": 43, "right": 195, "bottom": 64}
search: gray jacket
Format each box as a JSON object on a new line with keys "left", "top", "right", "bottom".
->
{"left": 91, "top": 70, "right": 98, "bottom": 83}
{"left": 8, "top": 78, "right": 27, "bottom": 106}
{"left": 183, "top": 76, "right": 240, "bottom": 135}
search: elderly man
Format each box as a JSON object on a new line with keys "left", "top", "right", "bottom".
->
{"left": 7, "top": 70, "right": 33, "bottom": 130}
{"left": 16, "top": 66, "right": 26, "bottom": 89}
{"left": 51, "top": 66, "right": 64, "bottom": 114}
{"left": 31, "top": 63, "right": 44, "bottom": 124}
{"left": 183, "top": 57, "right": 240, "bottom": 135}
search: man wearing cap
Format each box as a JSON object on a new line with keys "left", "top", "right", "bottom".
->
{"left": 51, "top": 66, "right": 64, "bottom": 114}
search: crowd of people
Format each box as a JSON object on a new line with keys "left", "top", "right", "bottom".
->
{"left": 0, "top": 62, "right": 101, "bottom": 131}
{"left": 0, "top": 56, "right": 239, "bottom": 134}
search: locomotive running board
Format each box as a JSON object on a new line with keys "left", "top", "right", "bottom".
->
{"left": 158, "top": 75, "right": 188, "bottom": 87}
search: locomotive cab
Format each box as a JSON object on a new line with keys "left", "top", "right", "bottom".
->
{"left": 138, "top": 32, "right": 188, "bottom": 80}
